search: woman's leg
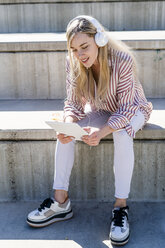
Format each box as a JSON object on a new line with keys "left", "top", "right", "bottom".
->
{"left": 109, "top": 110, "right": 146, "bottom": 245}
{"left": 113, "top": 130, "right": 134, "bottom": 206}
{"left": 53, "top": 110, "right": 110, "bottom": 203}
{"left": 53, "top": 139, "right": 76, "bottom": 203}
{"left": 112, "top": 110, "right": 145, "bottom": 206}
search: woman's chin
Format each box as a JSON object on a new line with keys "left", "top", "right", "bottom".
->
{"left": 83, "top": 62, "right": 93, "bottom": 69}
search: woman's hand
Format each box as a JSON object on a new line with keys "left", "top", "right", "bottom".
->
{"left": 82, "top": 125, "right": 114, "bottom": 146}
{"left": 82, "top": 127, "right": 102, "bottom": 146}
{"left": 57, "top": 115, "right": 78, "bottom": 144}
{"left": 57, "top": 133, "right": 74, "bottom": 144}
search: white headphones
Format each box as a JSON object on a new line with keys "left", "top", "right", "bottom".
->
{"left": 68, "top": 15, "right": 109, "bottom": 47}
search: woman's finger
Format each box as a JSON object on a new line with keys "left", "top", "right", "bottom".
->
{"left": 57, "top": 133, "right": 74, "bottom": 144}
{"left": 83, "top": 127, "right": 91, "bottom": 134}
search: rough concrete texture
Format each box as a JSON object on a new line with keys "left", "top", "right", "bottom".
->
{"left": 0, "top": 1, "right": 164, "bottom": 32}
{"left": 0, "top": 98, "right": 164, "bottom": 139}
{"left": 0, "top": 99, "right": 164, "bottom": 202}
{"left": 0, "top": 32, "right": 165, "bottom": 99}
{"left": 0, "top": 140, "right": 165, "bottom": 202}
{"left": 0, "top": 201, "right": 165, "bottom": 248}
{"left": 0, "top": 52, "right": 66, "bottom": 99}
{"left": 0, "top": 50, "right": 163, "bottom": 99}
{"left": 1, "top": 0, "right": 165, "bottom": 2}
{"left": 0, "top": 32, "right": 165, "bottom": 51}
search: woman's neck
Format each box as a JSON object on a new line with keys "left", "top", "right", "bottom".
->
{"left": 91, "top": 63, "right": 100, "bottom": 84}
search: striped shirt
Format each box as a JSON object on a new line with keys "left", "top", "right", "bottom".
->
{"left": 64, "top": 48, "right": 153, "bottom": 138}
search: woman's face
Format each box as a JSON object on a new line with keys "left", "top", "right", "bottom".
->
{"left": 70, "top": 32, "right": 99, "bottom": 68}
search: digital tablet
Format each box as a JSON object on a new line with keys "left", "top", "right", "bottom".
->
{"left": 45, "top": 120, "right": 88, "bottom": 141}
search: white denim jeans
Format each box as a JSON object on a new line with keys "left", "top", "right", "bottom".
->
{"left": 53, "top": 109, "right": 145, "bottom": 199}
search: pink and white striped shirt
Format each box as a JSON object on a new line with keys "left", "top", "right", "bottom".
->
{"left": 64, "top": 48, "right": 153, "bottom": 138}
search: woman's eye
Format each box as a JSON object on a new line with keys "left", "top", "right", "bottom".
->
{"left": 72, "top": 46, "right": 88, "bottom": 53}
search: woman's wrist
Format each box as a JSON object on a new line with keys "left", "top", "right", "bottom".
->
{"left": 100, "top": 125, "right": 115, "bottom": 139}
{"left": 64, "top": 115, "right": 78, "bottom": 123}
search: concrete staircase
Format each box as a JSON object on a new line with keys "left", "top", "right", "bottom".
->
{"left": 0, "top": 0, "right": 165, "bottom": 203}
{"left": 0, "top": 0, "right": 165, "bottom": 32}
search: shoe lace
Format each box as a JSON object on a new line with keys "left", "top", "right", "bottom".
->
{"left": 38, "top": 198, "right": 54, "bottom": 212}
{"left": 112, "top": 207, "right": 128, "bottom": 227}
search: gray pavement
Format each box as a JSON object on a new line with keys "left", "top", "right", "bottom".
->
{"left": 0, "top": 201, "right": 165, "bottom": 248}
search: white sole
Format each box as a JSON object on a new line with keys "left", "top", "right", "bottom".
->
{"left": 110, "top": 235, "right": 129, "bottom": 246}
{"left": 27, "top": 211, "right": 73, "bottom": 228}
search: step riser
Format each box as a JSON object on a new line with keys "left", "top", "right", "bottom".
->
{"left": 0, "top": 49, "right": 164, "bottom": 99}
{"left": 0, "top": 1, "right": 164, "bottom": 33}
{"left": 0, "top": 141, "right": 165, "bottom": 202}
{"left": 0, "top": 52, "right": 66, "bottom": 99}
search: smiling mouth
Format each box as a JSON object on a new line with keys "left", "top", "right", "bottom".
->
{"left": 81, "top": 58, "right": 89, "bottom": 64}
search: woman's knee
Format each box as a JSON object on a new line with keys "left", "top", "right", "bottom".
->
{"left": 113, "top": 129, "right": 133, "bottom": 148}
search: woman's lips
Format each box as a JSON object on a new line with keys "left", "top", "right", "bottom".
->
{"left": 81, "top": 58, "right": 89, "bottom": 64}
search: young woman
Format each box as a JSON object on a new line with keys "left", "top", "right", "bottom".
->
{"left": 27, "top": 15, "right": 152, "bottom": 245}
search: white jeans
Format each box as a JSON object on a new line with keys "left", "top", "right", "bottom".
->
{"left": 53, "top": 109, "right": 145, "bottom": 199}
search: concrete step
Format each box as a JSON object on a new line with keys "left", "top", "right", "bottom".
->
{"left": 0, "top": 31, "right": 165, "bottom": 99}
{"left": 0, "top": 201, "right": 165, "bottom": 248}
{"left": 0, "top": 98, "right": 164, "bottom": 202}
{"left": 0, "top": 0, "right": 164, "bottom": 32}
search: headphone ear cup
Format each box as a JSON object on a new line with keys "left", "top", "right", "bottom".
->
{"left": 95, "top": 32, "right": 109, "bottom": 47}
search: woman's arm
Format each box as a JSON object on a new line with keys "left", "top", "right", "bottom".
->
{"left": 64, "top": 115, "right": 79, "bottom": 123}
{"left": 107, "top": 55, "right": 139, "bottom": 137}
{"left": 82, "top": 125, "right": 115, "bottom": 146}
{"left": 82, "top": 55, "right": 136, "bottom": 145}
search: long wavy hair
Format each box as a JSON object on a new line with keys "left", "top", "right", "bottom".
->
{"left": 66, "top": 16, "right": 138, "bottom": 107}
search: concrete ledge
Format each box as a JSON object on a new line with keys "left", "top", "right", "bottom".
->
{"left": 0, "top": 99, "right": 164, "bottom": 201}
{"left": 0, "top": 1, "right": 164, "bottom": 32}
{"left": 1, "top": 139, "right": 165, "bottom": 201}
{"left": 1, "top": 0, "right": 164, "bottom": 3}
{"left": 0, "top": 31, "right": 165, "bottom": 51}
{"left": 0, "top": 32, "right": 165, "bottom": 99}
{"left": 0, "top": 98, "right": 164, "bottom": 140}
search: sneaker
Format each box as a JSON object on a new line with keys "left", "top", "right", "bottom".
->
{"left": 109, "top": 206, "right": 130, "bottom": 246}
{"left": 27, "top": 197, "right": 73, "bottom": 227}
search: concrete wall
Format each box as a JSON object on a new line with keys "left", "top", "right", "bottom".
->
{"left": 1, "top": 1, "right": 164, "bottom": 3}
{"left": 0, "top": 140, "right": 165, "bottom": 202}
{"left": 136, "top": 50, "right": 165, "bottom": 98}
{"left": 0, "top": 1, "right": 164, "bottom": 32}
{"left": 0, "top": 49, "right": 164, "bottom": 99}
{"left": 0, "top": 52, "right": 66, "bottom": 99}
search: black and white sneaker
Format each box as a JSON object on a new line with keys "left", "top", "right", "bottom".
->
{"left": 27, "top": 197, "right": 73, "bottom": 227}
{"left": 109, "top": 206, "right": 130, "bottom": 246}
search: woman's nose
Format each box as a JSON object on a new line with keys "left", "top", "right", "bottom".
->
{"left": 78, "top": 50, "right": 84, "bottom": 58}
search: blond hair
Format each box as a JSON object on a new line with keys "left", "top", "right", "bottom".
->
{"left": 66, "top": 17, "right": 138, "bottom": 107}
